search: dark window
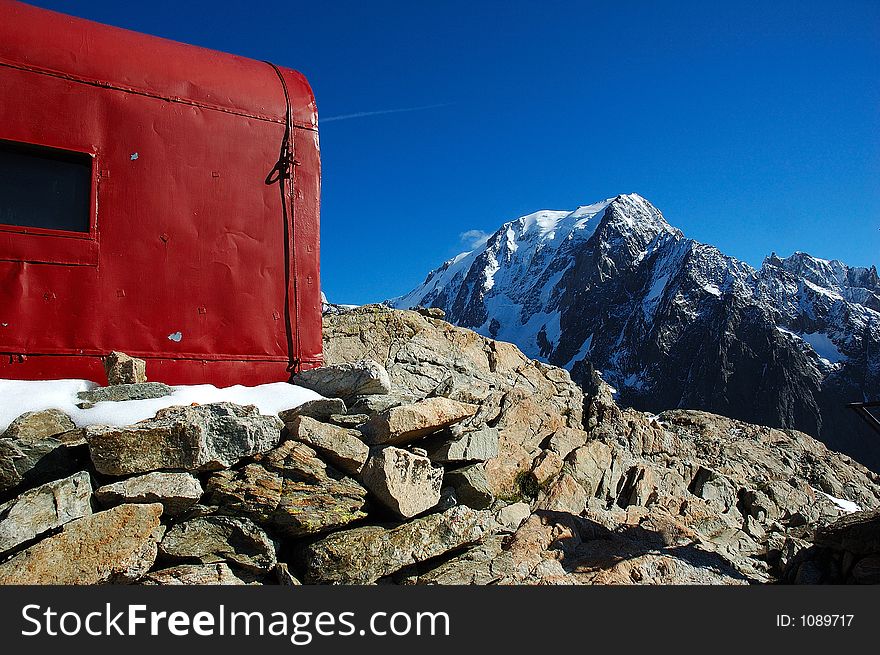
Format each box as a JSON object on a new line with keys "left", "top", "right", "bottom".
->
{"left": 0, "top": 140, "right": 92, "bottom": 233}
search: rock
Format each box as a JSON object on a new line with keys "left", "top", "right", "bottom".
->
{"left": 414, "top": 306, "right": 445, "bottom": 319}
{"left": 1, "top": 409, "right": 75, "bottom": 441}
{"left": 362, "top": 397, "right": 478, "bottom": 446}
{"left": 690, "top": 467, "right": 738, "bottom": 514}
{"left": 292, "top": 360, "right": 391, "bottom": 399}
{"left": 300, "top": 505, "right": 493, "bottom": 584}
{"left": 814, "top": 508, "right": 880, "bottom": 556}
{"left": 0, "top": 503, "right": 164, "bottom": 584}
{"left": 565, "top": 441, "right": 613, "bottom": 498}
{"left": 851, "top": 556, "right": 880, "bottom": 584}
{"left": 104, "top": 351, "right": 147, "bottom": 385}
{"left": 347, "top": 394, "right": 414, "bottom": 416}
{"left": 431, "top": 373, "right": 491, "bottom": 405}
{"left": 443, "top": 464, "right": 494, "bottom": 510}
{"left": 85, "top": 402, "right": 283, "bottom": 475}
{"left": 278, "top": 398, "right": 347, "bottom": 423}
{"left": 0, "top": 426, "right": 88, "bottom": 495}
{"left": 0, "top": 471, "right": 92, "bottom": 555}
{"left": 424, "top": 427, "right": 499, "bottom": 463}
{"left": 76, "top": 382, "right": 173, "bottom": 406}
{"left": 158, "top": 515, "right": 276, "bottom": 573}
{"left": 536, "top": 473, "right": 587, "bottom": 514}
{"left": 496, "top": 502, "right": 531, "bottom": 532}
{"left": 276, "top": 562, "right": 302, "bottom": 586}
{"left": 141, "top": 563, "right": 257, "bottom": 585}
{"left": 207, "top": 441, "right": 368, "bottom": 537}
{"left": 546, "top": 428, "right": 588, "bottom": 460}
{"left": 531, "top": 451, "right": 564, "bottom": 487}
{"left": 400, "top": 536, "right": 516, "bottom": 585}
{"left": 360, "top": 446, "right": 443, "bottom": 518}
{"left": 286, "top": 415, "right": 369, "bottom": 475}
{"left": 95, "top": 471, "right": 203, "bottom": 516}
{"left": 327, "top": 414, "right": 370, "bottom": 428}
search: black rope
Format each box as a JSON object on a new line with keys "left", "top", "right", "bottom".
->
{"left": 264, "top": 61, "right": 301, "bottom": 378}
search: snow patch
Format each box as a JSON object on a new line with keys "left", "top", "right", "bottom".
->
{"left": 816, "top": 490, "right": 862, "bottom": 514}
{"left": 0, "top": 379, "right": 322, "bottom": 433}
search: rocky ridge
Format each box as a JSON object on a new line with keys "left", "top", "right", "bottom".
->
{"left": 391, "top": 194, "right": 880, "bottom": 471}
{"left": 0, "top": 305, "right": 878, "bottom": 585}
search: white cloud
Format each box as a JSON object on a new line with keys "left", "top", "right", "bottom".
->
{"left": 459, "top": 229, "right": 491, "bottom": 249}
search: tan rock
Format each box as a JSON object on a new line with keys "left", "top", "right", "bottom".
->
{"left": 362, "top": 397, "right": 477, "bottom": 446}
{"left": 286, "top": 415, "right": 369, "bottom": 475}
{"left": 104, "top": 351, "right": 147, "bottom": 385}
{"left": 531, "top": 450, "right": 564, "bottom": 487}
{"left": 0, "top": 503, "right": 164, "bottom": 584}
{"left": 95, "top": 471, "right": 202, "bottom": 517}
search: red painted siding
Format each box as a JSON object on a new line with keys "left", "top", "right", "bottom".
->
{"left": 0, "top": 0, "right": 322, "bottom": 385}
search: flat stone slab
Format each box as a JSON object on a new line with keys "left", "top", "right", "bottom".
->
{"left": 95, "top": 471, "right": 203, "bottom": 516}
{"left": 286, "top": 415, "right": 369, "bottom": 475}
{"left": 361, "top": 397, "right": 478, "bottom": 446}
{"left": 85, "top": 402, "right": 283, "bottom": 475}
{"left": 292, "top": 360, "right": 392, "bottom": 399}
{"left": 0, "top": 471, "right": 93, "bottom": 555}
{"left": 300, "top": 505, "right": 493, "bottom": 584}
{"left": 0, "top": 503, "right": 164, "bottom": 584}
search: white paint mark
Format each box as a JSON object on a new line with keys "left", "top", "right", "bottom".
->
{"left": 167, "top": 331, "right": 182, "bottom": 342}
{"left": 130, "top": 152, "right": 139, "bottom": 160}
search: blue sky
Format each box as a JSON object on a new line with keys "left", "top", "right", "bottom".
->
{"left": 30, "top": 0, "right": 880, "bottom": 304}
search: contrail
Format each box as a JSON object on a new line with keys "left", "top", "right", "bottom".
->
{"left": 321, "top": 102, "right": 452, "bottom": 123}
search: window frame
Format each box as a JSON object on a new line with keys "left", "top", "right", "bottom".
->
{"left": 0, "top": 137, "right": 99, "bottom": 266}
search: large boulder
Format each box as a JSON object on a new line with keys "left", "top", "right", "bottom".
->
{"left": 361, "top": 397, "right": 477, "bottom": 446}
{"left": 207, "top": 440, "right": 368, "bottom": 537}
{"left": 292, "top": 360, "right": 391, "bottom": 399}
{"left": 286, "top": 415, "right": 369, "bottom": 475}
{"left": 300, "top": 505, "right": 493, "bottom": 584}
{"left": 0, "top": 503, "right": 164, "bottom": 584}
{"left": 279, "top": 398, "right": 347, "bottom": 423}
{"left": 360, "top": 447, "right": 443, "bottom": 518}
{"left": 0, "top": 471, "right": 93, "bottom": 555}
{"left": 158, "top": 515, "right": 276, "bottom": 573}
{"left": 95, "top": 471, "right": 203, "bottom": 517}
{"left": 0, "top": 410, "right": 85, "bottom": 494}
{"left": 85, "top": 402, "right": 283, "bottom": 475}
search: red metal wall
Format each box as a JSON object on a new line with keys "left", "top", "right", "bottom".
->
{"left": 0, "top": 0, "right": 322, "bottom": 385}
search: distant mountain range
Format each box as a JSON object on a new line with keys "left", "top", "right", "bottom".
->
{"left": 391, "top": 194, "right": 880, "bottom": 470}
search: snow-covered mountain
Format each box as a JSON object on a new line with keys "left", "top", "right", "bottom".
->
{"left": 391, "top": 194, "right": 880, "bottom": 470}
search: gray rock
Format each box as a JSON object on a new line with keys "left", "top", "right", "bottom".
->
{"left": 292, "top": 360, "right": 392, "bottom": 399}
{"left": 400, "top": 536, "right": 516, "bottom": 585}
{"left": 275, "top": 562, "right": 302, "bottom": 586}
{"left": 0, "top": 427, "right": 88, "bottom": 495}
{"left": 141, "top": 563, "right": 258, "bottom": 585}
{"left": 104, "top": 351, "right": 147, "bottom": 385}
{"left": 76, "top": 382, "right": 173, "bottom": 406}
{"left": 815, "top": 508, "right": 880, "bottom": 556}
{"left": 327, "top": 413, "right": 371, "bottom": 428}
{"left": 300, "top": 505, "right": 493, "bottom": 584}
{"left": 278, "top": 398, "right": 347, "bottom": 423}
{"left": 424, "top": 427, "right": 499, "bottom": 463}
{"left": 360, "top": 446, "right": 443, "bottom": 518}
{"left": 85, "top": 402, "right": 283, "bottom": 475}
{"left": 95, "top": 471, "right": 203, "bottom": 516}
{"left": 159, "top": 515, "right": 277, "bottom": 573}
{"left": 0, "top": 471, "right": 93, "bottom": 555}
{"left": 1, "top": 409, "right": 75, "bottom": 441}
{"left": 347, "top": 394, "right": 413, "bottom": 416}
{"left": 443, "top": 464, "right": 494, "bottom": 510}
{"left": 207, "top": 440, "right": 368, "bottom": 537}
{"left": 286, "top": 415, "right": 369, "bottom": 475}
{"left": 361, "top": 397, "right": 478, "bottom": 447}
{"left": 0, "top": 503, "right": 164, "bottom": 584}
{"left": 495, "top": 502, "right": 531, "bottom": 532}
